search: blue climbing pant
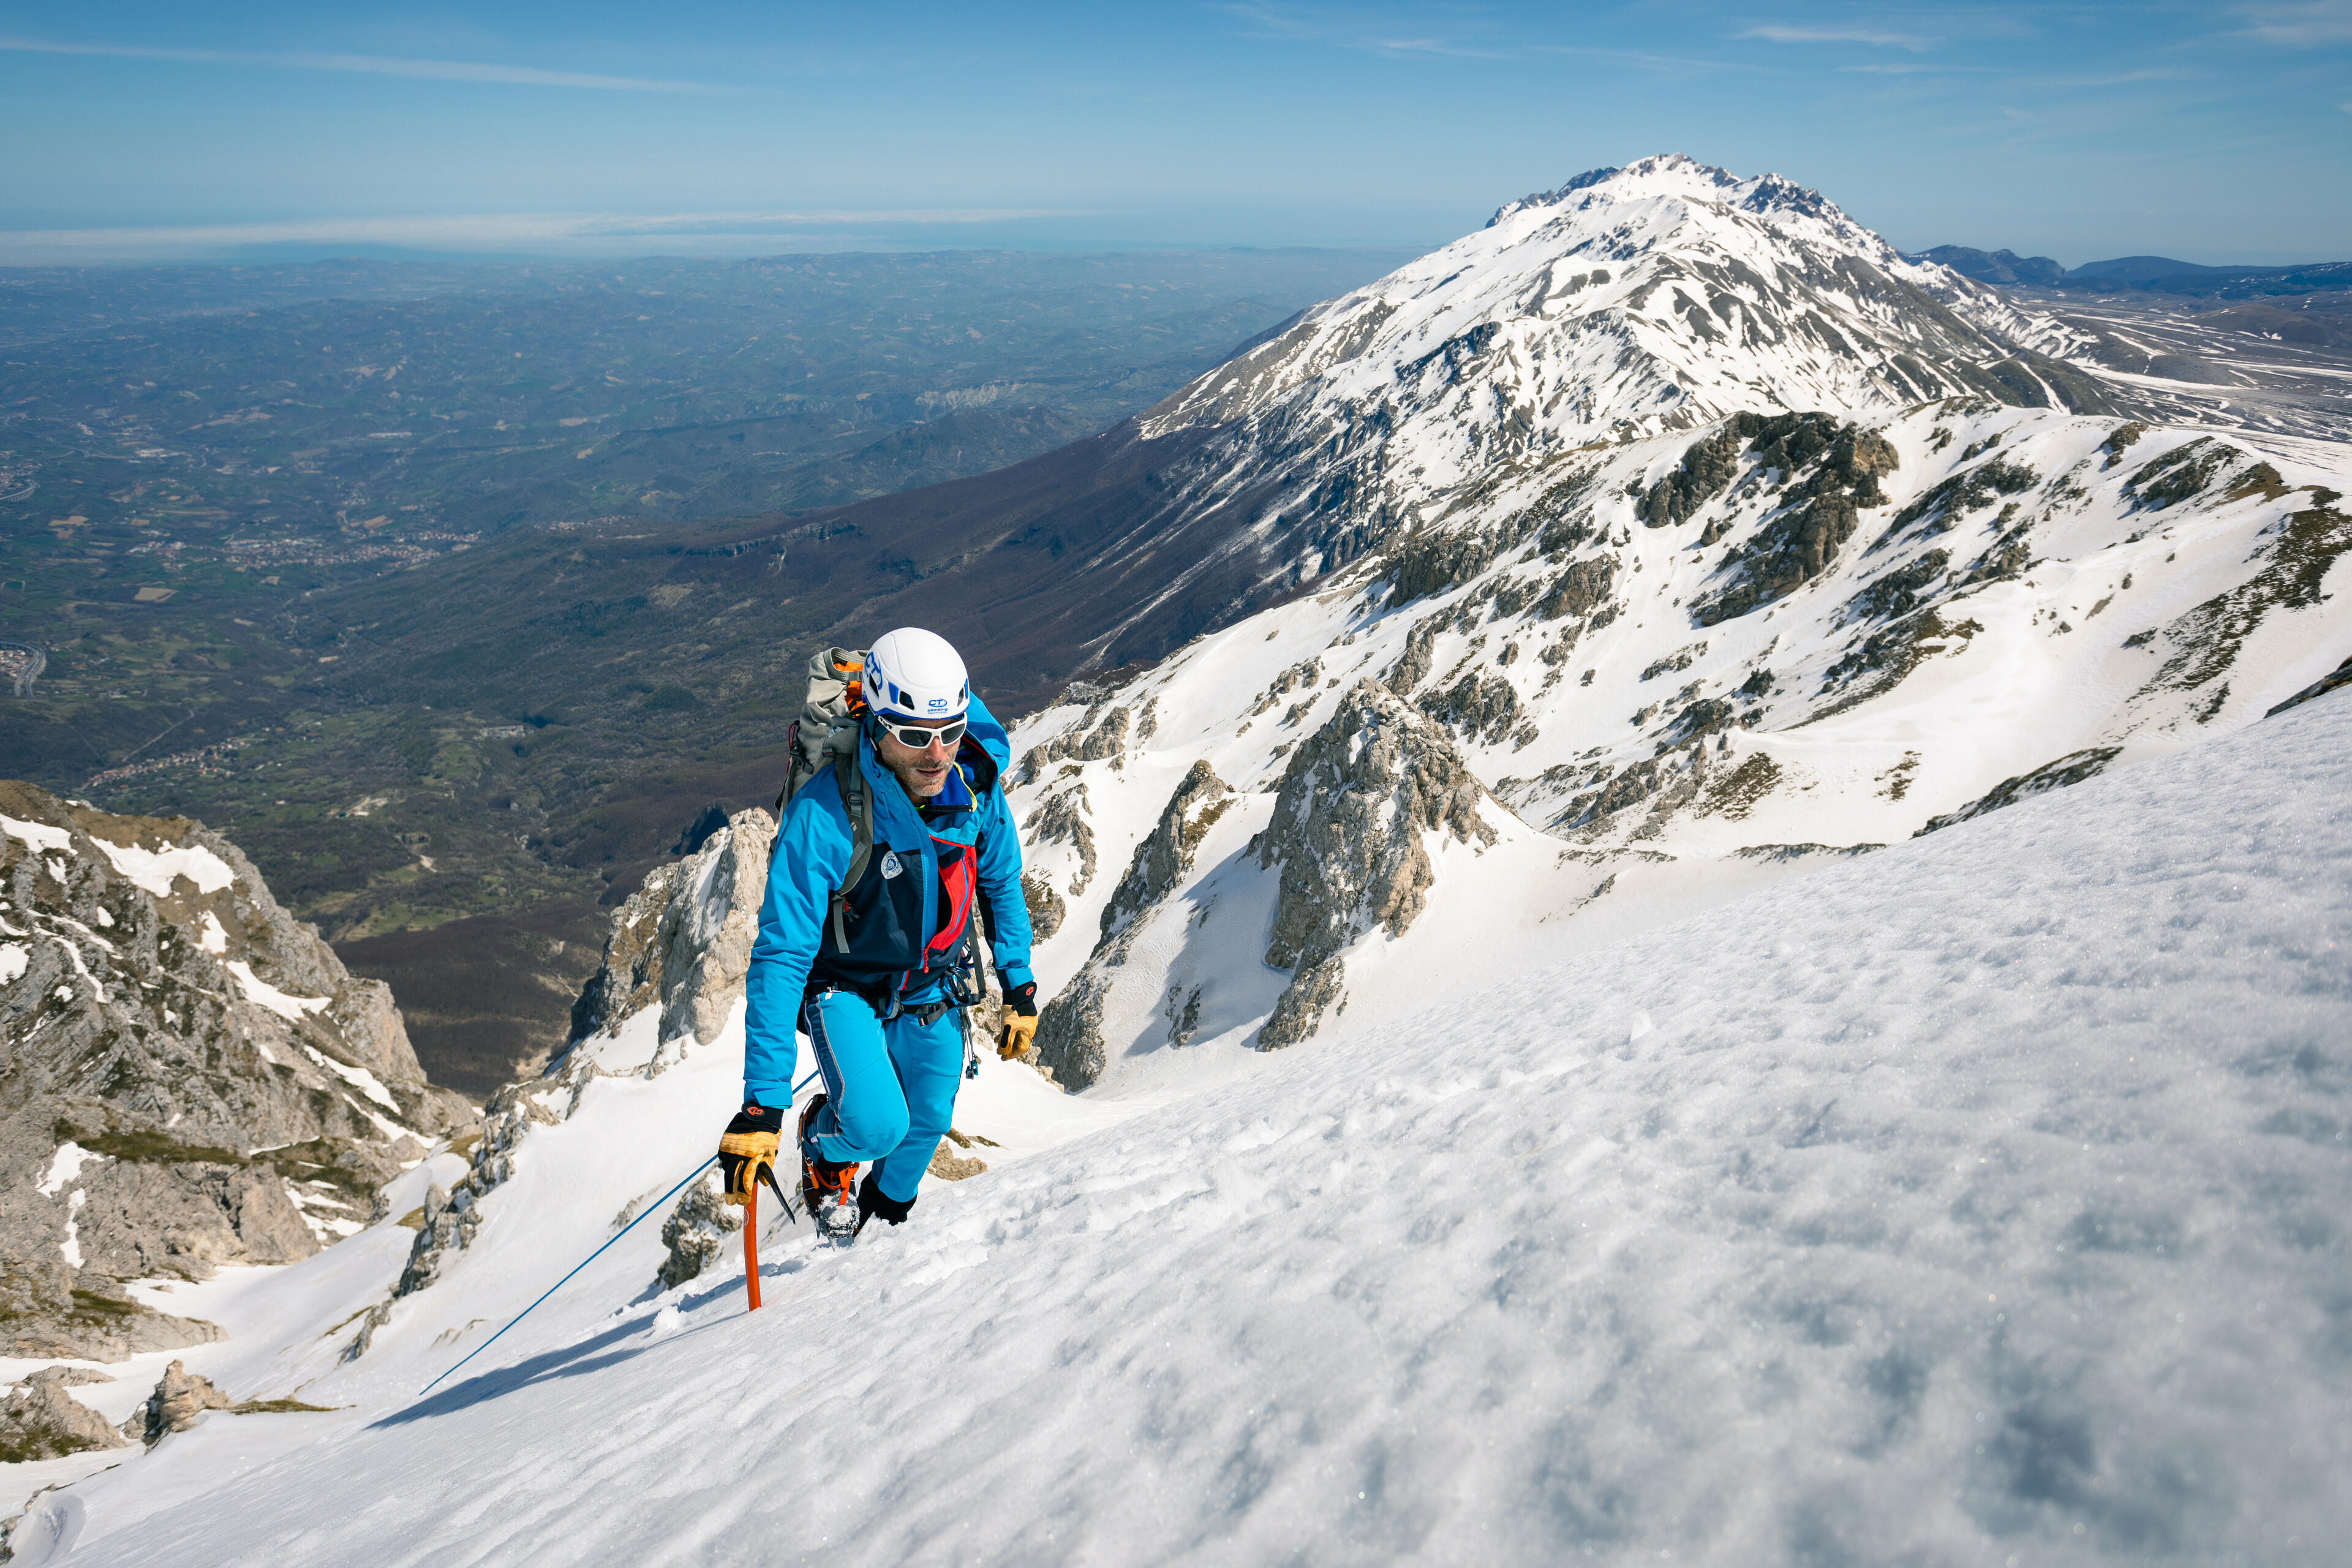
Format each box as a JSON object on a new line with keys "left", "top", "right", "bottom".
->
{"left": 801, "top": 989, "right": 967, "bottom": 1204}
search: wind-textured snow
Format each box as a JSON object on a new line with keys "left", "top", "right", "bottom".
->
{"left": 41, "top": 680, "right": 2352, "bottom": 1567}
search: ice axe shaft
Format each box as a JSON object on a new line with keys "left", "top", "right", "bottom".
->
{"left": 742, "top": 1165, "right": 796, "bottom": 1313}
{"left": 743, "top": 1186, "right": 762, "bottom": 1311}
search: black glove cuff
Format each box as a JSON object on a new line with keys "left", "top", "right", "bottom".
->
{"left": 1005, "top": 981, "right": 1038, "bottom": 1018}
{"left": 726, "top": 1104, "right": 785, "bottom": 1136}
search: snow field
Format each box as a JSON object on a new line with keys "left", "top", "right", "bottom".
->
{"left": 58, "top": 682, "right": 2352, "bottom": 1567}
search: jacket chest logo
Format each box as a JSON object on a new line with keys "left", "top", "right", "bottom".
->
{"left": 880, "top": 851, "right": 904, "bottom": 879}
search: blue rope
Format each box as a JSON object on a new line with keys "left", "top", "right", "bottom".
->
{"left": 413, "top": 1069, "right": 824, "bottom": 1397}
{"left": 417, "top": 1156, "right": 715, "bottom": 1397}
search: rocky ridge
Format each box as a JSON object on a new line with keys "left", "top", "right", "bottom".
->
{"left": 0, "top": 780, "right": 474, "bottom": 1360}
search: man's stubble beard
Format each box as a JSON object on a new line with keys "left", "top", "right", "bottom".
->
{"left": 886, "top": 755, "right": 943, "bottom": 800}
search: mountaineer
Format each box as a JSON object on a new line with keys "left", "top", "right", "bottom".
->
{"left": 716, "top": 628, "right": 1039, "bottom": 1243}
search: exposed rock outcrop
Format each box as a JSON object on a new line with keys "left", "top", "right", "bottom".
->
{"left": 1254, "top": 683, "right": 1496, "bottom": 1047}
{"left": 128, "top": 1359, "right": 232, "bottom": 1444}
{"left": 0, "top": 1260, "right": 224, "bottom": 1361}
{"left": 1915, "top": 748, "right": 2123, "bottom": 835}
{"left": 1035, "top": 763, "right": 1234, "bottom": 1090}
{"left": 0, "top": 1367, "right": 129, "bottom": 1462}
{"left": 657, "top": 1172, "right": 742, "bottom": 1290}
{"left": 2267, "top": 653, "right": 2352, "bottom": 718}
{"left": 565, "top": 807, "right": 775, "bottom": 1050}
{"left": 394, "top": 1063, "right": 570, "bottom": 1303}
{"left": 1691, "top": 416, "right": 1901, "bottom": 626}
{"left": 1017, "top": 704, "right": 1133, "bottom": 780}
{"left": 1097, "top": 762, "right": 1232, "bottom": 937}
{"left": 0, "top": 780, "right": 473, "bottom": 1359}
{"left": 1020, "top": 782, "right": 1098, "bottom": 899}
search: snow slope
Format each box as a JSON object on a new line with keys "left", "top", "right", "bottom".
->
{"left": 31, "top": 676, "right": 2352, "bottom": 1567}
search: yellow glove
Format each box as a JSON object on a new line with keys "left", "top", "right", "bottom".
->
{"left": 718, "top": 1105, "right": 783, "bottom": 1207}
{"left": 997, "top": 982, "right": 1039, "bottom": 1060}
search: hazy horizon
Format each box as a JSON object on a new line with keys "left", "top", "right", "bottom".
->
{"left": 4, "top": 1, "right": 2349, "bottom": 269}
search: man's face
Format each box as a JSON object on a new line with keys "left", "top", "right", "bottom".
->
{"left": 874, "top": 717, "right": 958, "bottom": 799}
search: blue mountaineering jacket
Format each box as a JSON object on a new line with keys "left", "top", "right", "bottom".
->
{"left": 742, "top": 693, "right": 1035, "bottom": 1107}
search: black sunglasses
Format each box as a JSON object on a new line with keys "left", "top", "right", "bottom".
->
{"left": 874, "top": 716, "right": 967, "bottom": 750}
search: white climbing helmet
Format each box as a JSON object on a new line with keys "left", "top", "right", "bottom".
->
{"left": 864, "top": 627, "right": 970, "bottom": 723}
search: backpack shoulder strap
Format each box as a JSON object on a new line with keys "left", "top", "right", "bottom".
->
{"left": 826, "top": 722, "right": 875, "bottom": 951}
{"left": 771, "top": 718, "right": 802, "bottom": 818}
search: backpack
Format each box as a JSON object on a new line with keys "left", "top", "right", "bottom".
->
{"left": 774, "top": 646, "right": 878, "bottom": 952}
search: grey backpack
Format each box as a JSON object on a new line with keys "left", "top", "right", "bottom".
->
{"left": 772, "top": 646, "right": 876, "bottom": 951}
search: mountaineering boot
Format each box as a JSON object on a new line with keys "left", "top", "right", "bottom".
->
{"left": 854, "top": 1169, "right": 916, "bottom": 1237}
{"left": 797, "top": 1094, "right": 861, "bottom": 1244}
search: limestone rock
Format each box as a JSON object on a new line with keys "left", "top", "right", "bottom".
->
{"left": 1035, "top": 763, "right": 1232, "bottom": 1090}
{"left": 1690, "top": 415, "right": 1901, "bottom": 627}
{"left": 394, "top": 1181, "right": 478, "bottom": 1298}
{"left": 565, "top": 807, "right": 775, "bottom": 1052}
{"left": 1254, "top": 682, "right": 1496, "bottom": 1047}
{"left": 1019, "top": 869, "right": 1067, "bottom": 941}
{"left": 1020, "top": 782, "right": 1098, "bottom": 897}
{"left": 130, "top": 1359, "right": 233, "bottom": 1444}
{"left": 1097, "top": 761, "right": 1231, "bottom": 937}
{"left": 657, "top": 1172, "right": 744, "bottom": 1290}
{"left": 928, "top": 1144, "right": 988, "bottom": 1181}
{"left": 0, "top": 1367, "right": 130, "bottom": 1462}
{"left": 1019, "top": 706, "right": 1133, "bottom": 781}
{"left": 399, "top": 804, "right": 777, "bottom": 1305}
{"left": 0, "top": 780, "right": 470, "bottom": 1359}
{"left": 393, "top": 1047, "right": 570, "bottom": 1300}
{"left": 0, "top": 1262, "right": 223, "bottom": 1361}
{"left": 1915, "top": 748, "right": 2124, "bottom": 835}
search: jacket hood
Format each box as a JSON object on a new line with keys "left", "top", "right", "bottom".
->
{"left": 962, "top": 693, "right": 1012, "bottom": 774}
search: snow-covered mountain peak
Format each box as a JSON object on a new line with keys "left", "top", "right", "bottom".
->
{"left": 1142, "top": 152, "right": 2089, "bottom": 472}
{"left": 1489, "top": 153, "right": 1836, "bottom": 235}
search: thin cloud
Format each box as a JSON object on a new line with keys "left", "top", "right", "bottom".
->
{"left": 1841, "top": 62, "right": 1983, "bottom": 74}
{"left": 1359, "top": 36, "right": 1507, "bottom": 59}
{"left": 0, "top": 34, "right": 728, "bottom": 93}
{"left": 1218, "top": 4, "right": 1761, "bottom": 68}
{"left": 2035, "top": 68, "right": 2186, "bottom": 86}
{"left": 2234, "top": 1, "right": 2352, "bottom": 45}
{"left": 1214, "top": 3, "right": 1502, "bottom": 58}
{"left": 1740, "top": 23, "right": 1934, "bottom": 50}
{"left": 1543, "top": 44, "right": 1773, "bottom": 73}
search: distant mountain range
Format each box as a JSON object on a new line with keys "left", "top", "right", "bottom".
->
{"left": 1916, "top": 244, "right": 2352, "bottom": 298}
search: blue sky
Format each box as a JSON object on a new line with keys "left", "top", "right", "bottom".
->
{"left": 2, "top": 1, "right": 2347, "bottom": 265}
